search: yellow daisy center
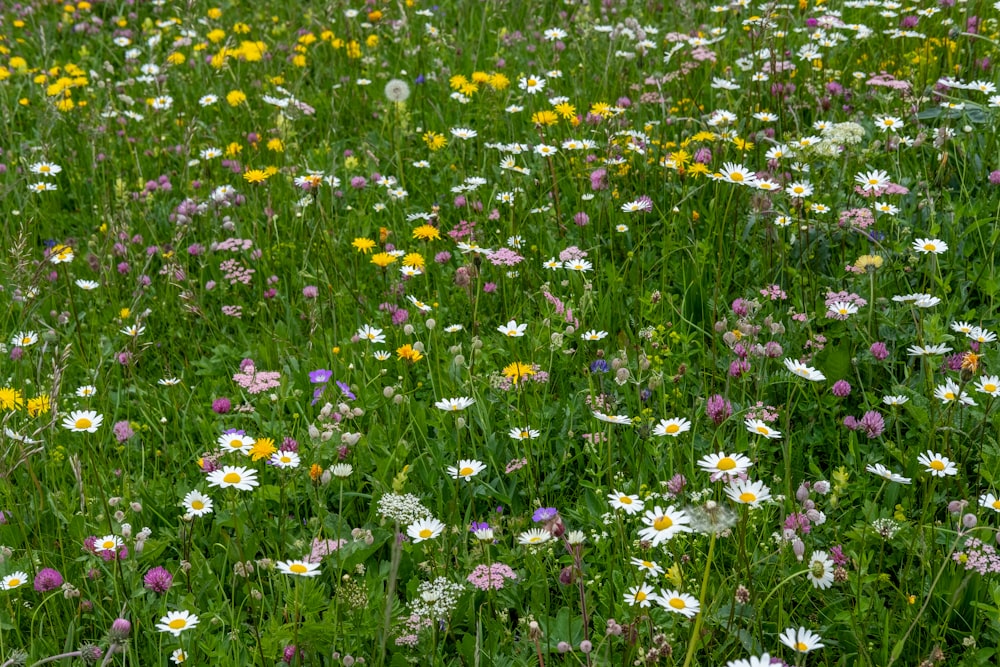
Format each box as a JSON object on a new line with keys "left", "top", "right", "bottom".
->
{"left": 635, "top": 591, "right": 647, "bottom": 602}
{"left": 619, "top": 496, "right": 633, "bottom": 504}
{"left": 993, "top": 500, "right": 1000, "bottom": 509}
{"left": 985, "top": 384, "right": 997, "bottom": 392}
{"left": 944, "top": 392, "right": 955, "bottom": 400}
{"left": 101, "top": 540, "right": 115, "bottom": 549}
{"left": 796, "top": 642, "right": 808, "bottom": 652}
{"left": 665, "top": 424, "right": 680, "bottom": 434}
{"left": 642, "top": 560, "right": 653, "bottom": 568}
{"left": 669, "top": 597, "right": 686, "bottom": 609}
{"left": 756, "top": 426, "right": 770, "bottom": 434}
{"left": 419, "top": 528, "right": 432, "bottom": 539}
{"left": 521, "top": 431, "right": 530, "bottom": 438}
{"left": 717, "top": 457, "right": 736, "bottom": 471}
{"left": 228, "top": 439, "right": 242, "bottom": 448}
{"left": 191, "top": 501, "right": 204, "bottom": 510}
{"left": 924, "top": 243, "right": 935, "bottom": 251}
{"left": 290, "top": 563, "right": 307, "bottom": 574}
{"left": 930, "top": 460, "right": 945, "bottom": 471}
{"left": 75, "top": 418, "right": 92, "bottom": 429}
{"left": 528, "top": 536, "right": 542, "bottom": 543}
{"left": 653, "top": 516, "right": 673, "bottom": 531}
{"left": 223, "top": 472, "right": 241, "bottom": 483}
{"left": 168, "top": 618, "right": 187, "bottom": 630}
{"left": 7, "top": 578, "right": 20, "bottom": 587}
{"left": 739, "top": 492, "right": 757, "bottom": 503}
{"left": 730, "top": 172, "right": 744, "bottom": 182}
{"left": 459, "top": 467, "right": 473, "bottom": 476}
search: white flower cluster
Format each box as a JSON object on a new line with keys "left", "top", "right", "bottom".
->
{"left": 376, "top": 493, "right": 432, "bottom": 524}
{"left": 813, "top": 122, "right": 865, "bottom": 157}
{"left": 410, "top": 577, "right": 465, "bottom": 621}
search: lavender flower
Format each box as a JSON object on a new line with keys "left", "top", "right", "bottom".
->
{"left": 309, "top": 369, "right": 333, "bottom": 384}
{"left": 113, "top": 421, "right": 135, "bottom": 443}
{"left": 143, "top": 566, "right": 173, "bottom": 593}
{"left": 858, "top": 411, "right": 885, "bottom": 438}
{"left": 706, "top": 394, "right": 733, "bottom": 425}
{"left": 831, "top": 380, "right": 852, "bottom": 397}
{"left": 34, "top": 568, "right": 64, "bottom": 592}
{"left": 532, "top": 507, "right": 558, "bottom": 522}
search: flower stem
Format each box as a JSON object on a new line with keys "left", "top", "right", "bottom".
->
{"left": 681, "top": 531, "right": 716, "bottom": 667}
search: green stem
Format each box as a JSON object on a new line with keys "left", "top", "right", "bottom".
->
{"left": 681, "top": 531, "right": 716, "bottom": 667}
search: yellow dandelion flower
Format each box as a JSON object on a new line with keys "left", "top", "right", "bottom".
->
{"left": 397, "top": 344, "right": 423, "bottom": 362}
{"left": 589, "top": 102, "right": 613, "bottom": 118}
{"left": 422, "top": 131, "right": 447, "bottom": 151}
{"left": 243, "top": 169, "right": 268, "bottom": 183}
{"left": 352, "top": 237, "right": 376, "bottom": 254}
{"left": 531, "top": 110, "right": 559, "bottom": 126}
{"left": 412, "top": 224, "right": 441, "bottom": 241}
{"left": 26, "top": 395, "right": 51, "bottom": 417}
{"left": 248, "top": 437, "right": 277, "bottom": 461}
{"left": 226, "top": 90, "right": 247, "bottom": 107}
{"left": 371, "top": 252, "right": 397, "bottom": 268}
{"left": 502, "top": 362, "right": 536, "bottom": 385}
{"left": 0, "top": 387, "right": 24, "bottom": 411}
{"left": 403, "top": 253, "right": 425, "bottom": 269}
{"left": 553, "top": 102, "right": 576, "bottom": 119}
{"left": 488, "top": 72, "right": 510, "bottom": 90}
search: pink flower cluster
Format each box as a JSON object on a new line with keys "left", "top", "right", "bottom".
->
{"left": 954, "top": 538, "right": 1000, "bottom": 575}
{"left": 233, "top": 359, "right": 282, "bottom": 394}
{"left": 220, "top": 258, "right": 255, "bottom": 285}
{"left": 467, "top": 563, "right": 517, "bottom": 591}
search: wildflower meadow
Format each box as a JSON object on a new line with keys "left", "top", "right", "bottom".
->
{"left": 4, "top": 0, "right": 1000, "bottom": 665}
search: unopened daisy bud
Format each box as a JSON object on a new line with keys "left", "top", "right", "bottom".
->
{"left": 962, "top": 513, "right": 978, "bottom": 529}
{"left": 456, "top": 417, "right": 466, "bottom": 429}
{"left": 130, "top": 502, "right": 142, "bottom": 512}
{"left": 321, "top": 470, "right": 333, "bottom": 485}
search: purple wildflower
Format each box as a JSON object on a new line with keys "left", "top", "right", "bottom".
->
{"left": 532, "top": 507, "right": 558, "bottom": 522}
{"left": 705, "top": 394, "right": 733, "bottom": 425}
{"left": 34, "top": 568, "right": 64, "bottom": 592}
{"left": 309, "top": 369, "right": 333, "bottom": 384}
{"left": 143, "top": 566, "right": 173, "bottom": 594}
